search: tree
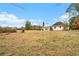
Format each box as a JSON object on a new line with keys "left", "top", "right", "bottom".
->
{"left": 42, "top": 22, "right": 45, "bottom": 27}
{"left": 25, "top": 21, "right": 32, "bottom": 30}
{"left": 66, "top": 3, "right": 79, "bottom": 30}
{"left": 66, "top": 3, "right": 79, "bottom": 17}
{"left": 69, "top": 16, "right": 79, "bottom": 30}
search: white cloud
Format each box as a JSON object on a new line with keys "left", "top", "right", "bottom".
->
{"left": 7, "top": 14, "right": 18, "bottom": 20}
{"left": 58, "top": 13, "right": 69, "bottom": 22}
{"left": 0, "top": 12, "right": 70, "bottom": 27}
{"left": 59, "top": 13, "right": 69, "bottom": 19}
{"left": 0, "top": 12, "right": 26, "bottom": 27}
{"left": 52, "top": 13, "right": 69, "bottom": 25}
{"left": 0, "top": 12, "right": 43, "bottom": 27}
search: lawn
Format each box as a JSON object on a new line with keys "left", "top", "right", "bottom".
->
{"left": 0, "top": 30, "right": 79, "bottom": 56}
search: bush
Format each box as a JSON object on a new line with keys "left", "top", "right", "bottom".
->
{"left": 0, "top": 27, "right": 17, "bottom": 33}
{"left": 50, "top": 26, "right": 53, "bottom": 31}
{"left": 31, "top": 25, "right": 42, "bottom": 30}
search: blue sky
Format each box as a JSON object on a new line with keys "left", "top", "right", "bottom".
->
{"left": 0, "top": 3, "right": 70, "bottom": 27}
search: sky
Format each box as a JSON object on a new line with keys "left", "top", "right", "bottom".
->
{"left": 0, "top": 3, "right": 70, "bottom": 27}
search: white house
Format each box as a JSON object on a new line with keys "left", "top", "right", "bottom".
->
{"left": 52, "top": 22, "right": 65, "bottom": 31}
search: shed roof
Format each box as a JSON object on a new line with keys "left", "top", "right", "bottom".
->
{"left": 52, "top": 22, "right": 65, "bottom": 26}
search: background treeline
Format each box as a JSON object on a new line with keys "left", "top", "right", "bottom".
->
{"left": 31, "top": 25, "right": 42, "bottom": 30}
{"left": 24, "top": 21, "right": 42, "bottom": 30}
{"left": 0, "top": 21, "right": 42, "bottom": 33}
{"left": 0, "top": 27, "right": 17, "bottom": 33}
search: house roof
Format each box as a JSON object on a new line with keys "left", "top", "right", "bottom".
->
{"left": 52, "top": 22, "right": 65, "bottom": 26}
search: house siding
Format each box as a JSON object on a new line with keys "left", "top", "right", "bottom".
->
{"left": 52, "top": 26, "right": 64, "bottom": 30}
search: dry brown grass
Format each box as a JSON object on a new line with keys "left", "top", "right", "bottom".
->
{"left": 0, "top": 30, "right": 79, "bottom": 56}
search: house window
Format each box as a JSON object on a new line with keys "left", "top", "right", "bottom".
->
{"left": 60, "top": 26, "right": 61, "bottom": 28}
{"left": 54, "top": 26, "right": 56, "bottom": 29}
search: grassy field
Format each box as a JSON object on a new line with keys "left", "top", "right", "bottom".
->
{"left": 0, "top": 30, "right": 79, "bottom": 56}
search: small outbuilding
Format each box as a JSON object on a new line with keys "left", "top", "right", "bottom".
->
{"left": 42, "top": 26, "right": 50, "bottom": 31}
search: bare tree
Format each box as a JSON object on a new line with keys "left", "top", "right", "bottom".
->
{"left": 66, "top": 3, "right": 79, "bottom": 17}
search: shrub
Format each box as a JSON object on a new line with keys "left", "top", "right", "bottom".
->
{"left": 50, "top": 26, "right": 53, "bottom": 31}
{"left": 31, "top": 25, "right": 42, "bottom": 30}
{"left": 0, "top": 27, "right": 17, "bottom": 33}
